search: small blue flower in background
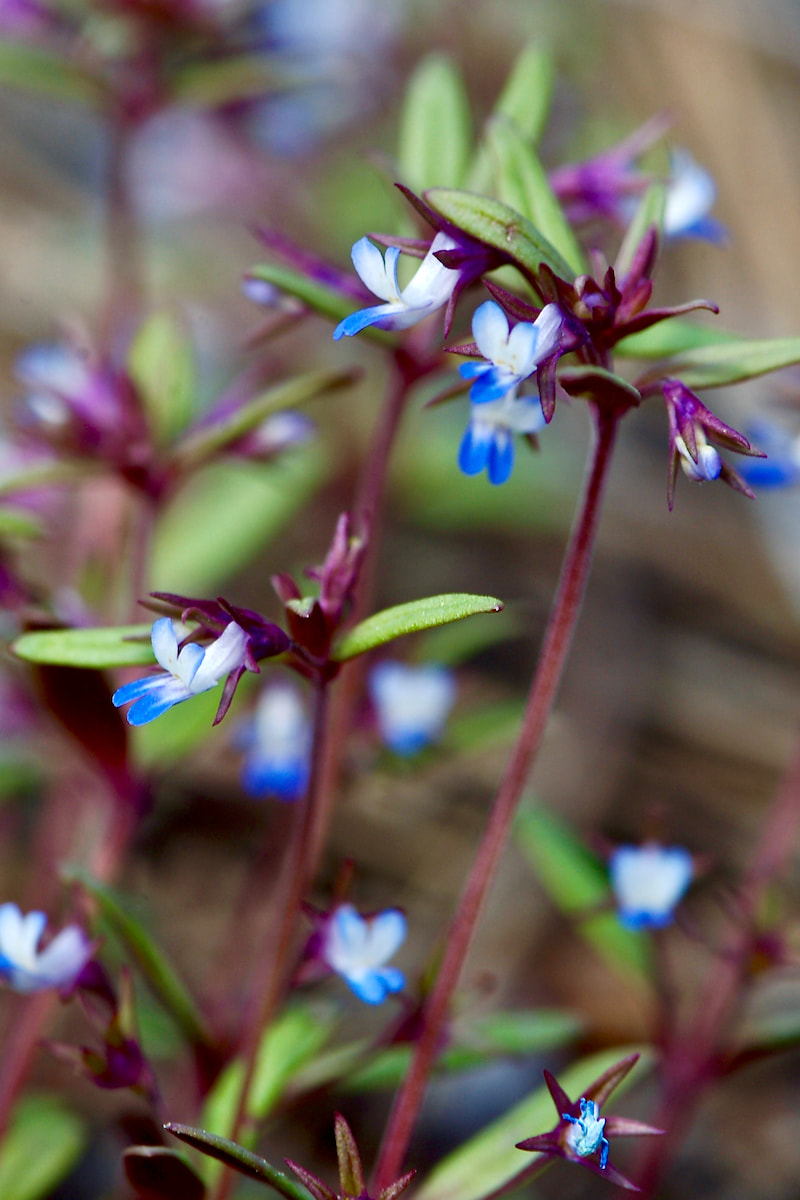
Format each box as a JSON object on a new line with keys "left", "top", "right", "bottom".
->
{"left": 738, "top": 419, "right": 800, "bottom": 489}
{"left": 333, "top": 232, "right": 459, "bottom": 339}
{"left": 369, "top": 661, "right": 456, "bottom": 756}
{"left": 240, "top": 681, "right": 311, "bottom": 801}
{"left": 0, "top": 903, "right": 90, "bottom": 993}
{"left": 610, "top": 843, "right": 693, "bottom": 930}
{"left": 113, "top": 618, "right": 249, "bottom": 726}
{"left": 16, "top": 342, "right": 121, "bottom": 436}
{"left": 458, "top": 301, "right": 562, "bottom": 485}
{"left": 562, "top": 1099, "right": 609, "bottom": 1170}
{"left": 323, "top": 903, "right": 406, "bottom": 1004}
{"left": 663, "top": 149, "right": 727, "bottom": 244}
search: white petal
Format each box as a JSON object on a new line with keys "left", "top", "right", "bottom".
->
{"left": 190, "top": 622, "right": 248, "bottom": 693}
{"left": 0, "top": 903, "right": 24, "bottom": 959}
{"left": 362, "top": 909, "right": 406, "bottom": 968}
{"left": 151, "top": 618, "right": 179, "bottom": 673}
{"left": 664, "top": 149, "right": 716, "bottom": 237}
{"left": 530, "top": 304, "right": 563, "bottom": 361}
{"left": 34, "top": 926, "right": 89, "bottom": 988}
{"left": 326, "top": 904, "right": 369, "bottom": 971}
{"left": 351, "top": 238, "right": 402, "bottom": 302}
{"left": 472, "top": 301, "right": 510, "bottom": 363}
{"left": 500, "top": 392, "right": 547, "bottom": 435}
{"left": 611, "top": 844, "right": 693, "bottom": 920}
{"left": 400, "top": 232, "right": 459, "bottom": 310}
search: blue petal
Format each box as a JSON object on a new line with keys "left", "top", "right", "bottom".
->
{"left": 682, "top": 216, "right": 728, "bottom": 245}
{"left": 333, "top": 303, "right": 396, "bottom": 340}
{"left": 242, "top": 757, "right": 309, "bottom": 801}
{"left": 617, "top": 909, "right": 671, "bottom": 931}
{"left": 385, "top": 729, "right": 431, "bottom": 756}
{"left": 469, "top": 368, "right": 517, "bottom": 405}
{"left": 458, "top": 424, "right": 490, "bottom": 476}
{"left": 112, "top": 674, "right": 168, "bottom": 707}
{"left": 345, "top": 971, "right": 390, "bottom": 1005}
{"left": 459, "top": 362, "right": 491, "bottom": 381}
{"left": 488, "top": 432, "right": 514, "bottom": 485}
{"left": 125, "top": 686, "right": 187, "bottom": 726}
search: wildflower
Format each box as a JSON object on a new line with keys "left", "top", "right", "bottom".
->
{"left": 610, "top": 843, "right": 693, "bottom": 930}
{"left": 0, "top": 903, "right": 90, "bottom": 994}
{"left": 112, "top": 617, "right": 249, "bottom": 726}
{"left": 516, "top": 1053, "right": 662, "bottom": 1190}
{"left": 662, "top": 380, "right": 763, "bottom": 509}
{"left": 240, "top": 682, "right": 311, "bottom": 801}
{"left": 369, "top": 661, "right": 455, "bottom": 756}
{"left": 738, "top": 419, "right": 800, "bottom": 488}
{"left": 459, "top": 390, "right": 548, "bottom": 486}
{"left": 459, "top": 301, "right": 564, "bottom": 406}
{"left": 15, "top": 342, "right": 132, "bottom": 446}
{"left": 323, "top": 903, "right": 406, "bottom": 1004}
{"left": 664, "top": 149, "right": 727, "bottom": 244}
{"left": 287, "top": 1113, "right": 415, "bottom": 1200}
{"left": 333, "top": 232, "right": 459, "bottom": 339}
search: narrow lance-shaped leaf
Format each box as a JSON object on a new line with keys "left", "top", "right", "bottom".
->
{"left": 246, "top": 263, "right": 388, "bottom": 341}
{"left": 63, "top": 868, "right": 213, "bottom": 1048}
{"left": 638, "top": 337, "right": 800, "bottom": 390}
{"left": 616, "top": 319, "right": 741, "bottom": 360}
{"left": 614, "top": 183, "right": 666, "bottom": 281}
{"left": 488, "top": 119, "right": 586, "bottom": 275}
{"left": 165, "top": 1124, "right": 313, "bottom": 1200}
{"left": 128, "top": 312, "right": 197, "bottom": 447}
{"left": 398, "top": 54, "right": 472, "bottom": 192}
{"left": 170, "top": 54, "right": 292, "bottom": 108}
{"left": 12, "top": 625, "right": 155, "bottom": 669}
{"left": 0, "top": 41, "right": 103, "bottom": 107}
{"left": 171, "top": 368, "right": 358, "bottom": 471}
{"left": 467, "top": 44, "right": 555, "bottom": 192}
{"left": 425, "top": 188, "right": 575, "bottom": 284}
{"left": 332, "top": 594, "right": 503, "bottom": 662}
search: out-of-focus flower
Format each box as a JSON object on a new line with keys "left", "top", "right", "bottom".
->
{"left": 333, "top": 233, "right": 459, "bottom": 339}
{"left": 661, "top": 380, "right": 763, "bottom": 509}
{"left": 230, "top": 411, "right": 315, "bottom": 462}
{"left": 240, "top": 681, "right": 311, "bottom": 800}
{"left": 16, "top": 343, "right": 125, "bottom": 439}
{"left": 0, "top": 903, "right": 90, "bottom": 993}
{"left": 323, "top": 903, "right": 406, "bottom": 1004}
{"left": 369, "top": 661, "right": 455, "bottom": 755}
{"left": 663, "top": 149, "right": 727, "bottom": 244}
{"left": 610, "top": 843, "right": 693, "bottom": 930}
{"left": 738, "top": 419, "right": 800, "bottom": 488}
{"left": 112, "top": 617, "right": 249, "bottom": 726}
{"left": 516, "top": 1053, "right": 662, "bottom": 1191}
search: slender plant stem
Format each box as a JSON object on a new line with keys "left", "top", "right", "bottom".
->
{"left": 373, "top": 408, "right": 619, "bottom": 1191}
{"left": 211, "top": 680, "right": 331, "bottom": 1200}
{"left": 635, "top": 728, "right": 800, "bottom": 1196}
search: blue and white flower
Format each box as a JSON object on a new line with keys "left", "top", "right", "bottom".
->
{"left": 241, "top": 682, "right": 312, "bottom": 801}
{"left": 664, "top": 149, "right": 726, "bottom": 244}
{"left": 0, "top": 903, "right": 90, "bottom": 993}
{"left": 738, "top": 419, "right": 800, "bottom": 488}
{"left": 333, "top": 232, "right": 459, "bottom": 339}
{"left": 369, "top": 661, "right": 455, "bottom": 756}
{"left": 323, "top": 903, "right": 406, "bottom": 1004}
{"left": 112, "top": 618, "right": 249, "bottom": 727}
{"left": 610, "top": 843, "right": 693, "bottom": 930}
{"left": 459, "top": 300, "right": 563, "bottom": 406}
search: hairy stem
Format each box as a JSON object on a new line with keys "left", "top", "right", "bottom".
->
{"left": 373, "top": 409, "right": 619, "bottom": 1190}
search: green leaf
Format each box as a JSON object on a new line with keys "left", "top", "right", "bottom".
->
{"left": 332, "top": 594, "right": 503, "bottom": 662}
{"left": 247, "top": 262, "right": 382, "bottom": 334}
{"left": 466, "top": 1009, "right": 581, "bottom": 1055}
{"left": 165, "top": 1124, "right": 312, "bottom": 1200}
{"left": 171, "top": 368, "right": 357, "bottom": 471}
{"left": 128, "top": 312, "right": 197, "bottom": 447}
{"left": 0, "top": 1095, "right": 87, "bottom": 1200}
{"left": 615, "top": 319, "right": 740, "bottom": 360}
{"left": 12, "top": 624, "right": 155, "bottom": 669}
{"left": 488, "top": 119, "right": 585, "bottom": 275}
{"left": 0, "top": 460, "right": 84, "bottom": 498}
{"left": 63, "top": 868, "right": 213, "bottom": 1048}
{"left": 171, "top": 54, "right": 291, "bottom": 108}
{"left": 640, "top": 337, "right": 800, "bottom": 390}
{"left": 415, "top": 1048, "right": 649, "bottom": 1200}
{"left": 558, "top": 365, "right": 641, "bottom": 409}
{"left": 398, "top": 55, "right": 472, "bottom": 192}
{"left": 425, "top": 188, "right": 575, "bottom": 283}
{"left": 0, "top": 41, "right": 103, "bottom": 106}
{"left": 614, "top": 183, "right": 666, "bottom": 281}
{"left": 514, "top": 804, "right": 650, "bottom": 979}
{"left": 0, "top": 506, "right": 43, "bottom": 538}
{"left": 467, "top": 44, "right": 555, "bottom": 192}
{"left": 150, "top": 448, "right": 327, "bottom": 593}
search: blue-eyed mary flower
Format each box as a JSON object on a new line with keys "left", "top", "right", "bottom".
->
{"left": 323, "top": 903, "right": 406, "bottom": 1004}
{"left": 240, "top": 681, "right": 311, "bottom": 801}
{"left": 661, "top": 380, "right": 763, "bottom": 509}
{"left": 0, "top": 903, "right": 91, "bottom": 994}
{"left": 333, "top": 232, "right": 459, "bottom": 339}
{"left": 457, "top": 301, "right": 563, "bottom": 485}
{"left": 112, "top": 617, "right": 250, "bottom": 727}
{"left": 369, "top": 661, "right": 455, "bottom": 756}
{"left": 610, "top": 843, "right": 694, "bottom": 930}
{"left": 664, "top": 149, "right": 727, "bottom": 244}
{"left": 516, "top": 1053, "right": 662, "bottom": 1191}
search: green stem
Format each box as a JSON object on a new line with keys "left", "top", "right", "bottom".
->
{"left": 373, "top": 408, "right": 619, "bottom": 1191}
